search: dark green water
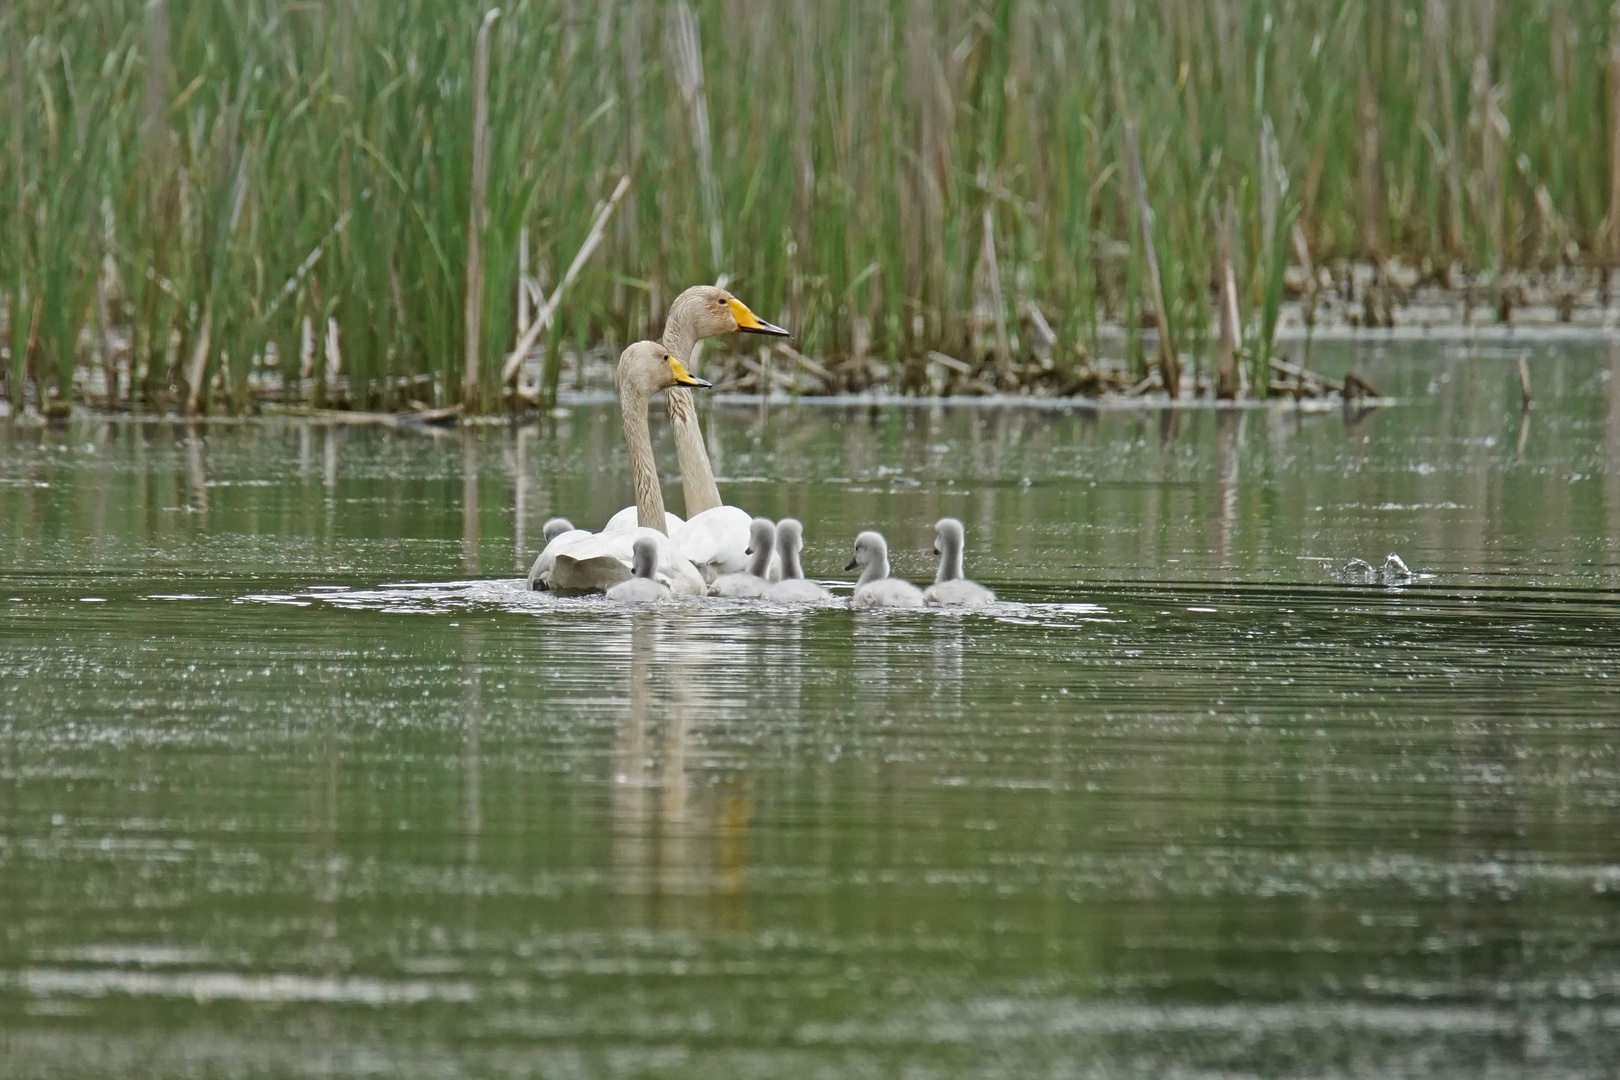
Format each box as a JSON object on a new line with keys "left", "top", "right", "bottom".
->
{"left": 3, "top": 343, "right": 1620, "bottom": 1078}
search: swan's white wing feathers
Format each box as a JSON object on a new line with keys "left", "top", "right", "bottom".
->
{"left": 672, "top": 506, "right": 754, "bottom": 582}
{"left": 541, "top": 528, "right": 705, "bottom": 595}
{"left": 603, "top": 506, "right": 685, "bottom": 534}
{"left": 527, "top": 528, "right": 592, "bottom": 588}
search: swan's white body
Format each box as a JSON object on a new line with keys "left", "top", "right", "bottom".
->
{"left": 847, "top": 530, "right": 925, "bottom": 609}
{"left": 547, "top": 528, "right": 705, "bottom": 595}
{"left": 528, "top": 509, "right": 687, "bottom": 590}
{"left": 528, "top": 342, "right": 712, "bottom": 595}
{"left": 764, "top": 518, "right": 835, "bottom": 605}
{"left": 604, "top": 506, "right": 685, "bottom": 534}
{"left": 923, "top": 518, "right": 995, "bottom": 607}
{"left": 677, "top": 506, "right": 781, "bottom": 584}
{"left": 529, "top": 288, "right": 789, "bottom": 592}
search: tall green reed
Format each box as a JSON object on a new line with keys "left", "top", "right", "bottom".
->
{"left": 1, "top": 0, "right": 1615, "bottom": 413}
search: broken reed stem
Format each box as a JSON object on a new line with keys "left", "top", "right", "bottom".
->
{"left": 1357, "top": 65, "right": 1383, "bottom": 256}
{"left": 1610, "top": 2, "right": 1620, "bottom": 259}
{"left": 1123, "top": 120, "right": 1179, "bottom": 399}
{"left": 501, "top": 175, "right": 631, "bottom": 386}
{"left": 1517, "top": 352, "right": 1533, "bottom": 407}
{"left": 517, "top": 225, "right": 530, "bottom": 337}
{"left": 668, "top": 0, "right": 722, "bottom": 272}
{"left": 184, "top": 309, "right": 212, "bottom": 414}
{"left": 462, "top": 8, "right": 500, "bottom": 410}
{"left": 981, "top": 208, "right": 1013, "bottom": 387}
{"left": 1215, "top": 193, "right": 1240, "bottom": 400}
{"left": 1292, "top": 222, "right": 1316, "bottom": 318}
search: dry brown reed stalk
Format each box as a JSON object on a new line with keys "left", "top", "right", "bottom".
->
{"left": 184, "top": 312, "right": 211, "bottom": 414}
{"left": 980, "top": 209, "right": 1013, "bottom": 387}
{"left": 1292, "top": 222, "right": 1317, "bottom": 324}
{"left": 501, "top": 175, "right": 632, "bottom": 388}
{"left": 667, "top": 0, "right": 722, "bottom": 273}
{"left": 1124, "top": 121, "right": 1179, "bottom": 399}
{"left": 517, "top": 226, "right": 531, "bottom": 338}
{"left": 1215, "top": 194, "right": 1241, "bottom": 400}
{"left": 1357, "top": 66, "right": 1383, "bottom": 257}
{"left": 1425, "top": 0, "right": 1465, "bottom": 253}
{"left": 1610, "top": 3, "right": 1620, "bottom": 258}
{"left": 463, "top": 8, "right": 501, "bottom": 411}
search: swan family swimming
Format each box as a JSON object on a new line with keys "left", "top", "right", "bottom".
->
{"left": 585, "top": 515, "right": 992, "bottom": 609}
{"left": 528, "top": 284, "right": 995, "bottom": 610}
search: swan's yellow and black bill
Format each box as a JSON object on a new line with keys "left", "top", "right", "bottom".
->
{"left": 669, "top": 357, "right": 712, "bottom": 388}
{"left": 727, "top": 298, "right": 790, "bottom": 337}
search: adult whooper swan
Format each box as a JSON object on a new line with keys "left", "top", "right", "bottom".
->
{"left": 922, "top": 518, "right": 996, "bottom": 607}
{"left": 846, "top": 531, "right": 925, "bottom": 610}
{"left": 764, "top": 518, "right": 836, "bottom": 605}
{"left": 662, "top": 286, "right": 789, "bottom": 583}
{"left": 542, "top": 286, "right": 789, "bottom": 584}
{"left": 529, "top": 342, "right": 710, "bottom": 595}
{"left": 605, "top": 537, "right": 673, "bottom": 603}
{"left": 708, "top": 518, "right": 777, "bottom": 597}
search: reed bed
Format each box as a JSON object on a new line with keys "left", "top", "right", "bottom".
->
{"left": 2, "top": 0, "right": 1617, "bottom": 414}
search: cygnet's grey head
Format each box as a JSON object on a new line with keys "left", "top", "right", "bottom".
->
{"left": 542, "top": 517, "right": 576, "bottom": 543}
{"left": 934, "top": 517, "right": 966, "bottom": 582}
{"left": 743, "top": 517, "right": 775, "bottom": 577}
{"left": 630, "top": 536, "right": 660, "bottom": 580}
{"left": 844, "top": 530, "right": 890, "bottom": 584}
{"left": 775, "top": 518, "right": 805, "bottom": 579}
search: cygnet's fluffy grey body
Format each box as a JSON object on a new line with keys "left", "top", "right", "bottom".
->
{"left": 846, "top": 531, "right": 925, "bottom": 609}
{"left": 922, "top": 518, "right": 995, "bottom": 607}
{"left": 764, "top": 519, "right": 835, "bottom": 604}
{"left": 605, "top": 537, "right": 672, "bottom": 603}
{"left": 708, "top": 518, "right": 777, "bottom": 597}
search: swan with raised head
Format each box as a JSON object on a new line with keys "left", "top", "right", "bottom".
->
{"left": 537, "top": 286, "right": 788, "bottom": 583}
{"left": 764, "top": 518, "right": 835, "bottom": 604}
{"left": 846, "top": 531, "right": 925, "bottom": 609}
{"left": 707, "top": 518, "right": 777, "bottom": 597}
{"left": 661, "top": 286, "right": 788, "bottom": 582}
{"left": 922, "top": 518, "right": 995, "bottom": 607}
{"left": 605, "top": 537, "right": 671, "bottom": 603}
{"left": 529, "top": 342, "right": 710, "bottom": 594}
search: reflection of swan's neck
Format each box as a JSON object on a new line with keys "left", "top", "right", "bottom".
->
{"left": 936, "top": 532, "right": 963, "bottom": 583}
{"left": 662, "top": 316, "right": 724, "bottom": 517}
{"left": 618, "top": 381, "right": 668, "bottom": 532}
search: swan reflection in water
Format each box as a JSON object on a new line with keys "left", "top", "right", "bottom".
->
{"left": 610, "top": 615, "right": 758, "bottom": 924}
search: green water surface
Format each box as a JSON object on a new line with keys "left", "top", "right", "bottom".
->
{"left": 3, "top": 342, "right": 1620, "bottom": 1078}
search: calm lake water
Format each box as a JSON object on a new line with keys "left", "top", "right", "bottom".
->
{"left": 3, "top": 342, "right": 1620, "bottom": 1078}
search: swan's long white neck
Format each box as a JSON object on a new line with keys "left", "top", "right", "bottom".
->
{"left": 936, "top": 531, "right": 964, "bottom": 583}
{"left": 618, "top": 381, "right": 667, "bottom": 533}
{"left": 661, "top": 314, "right": 724, "bottom": 517}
